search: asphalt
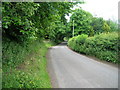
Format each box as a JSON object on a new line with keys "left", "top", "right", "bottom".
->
{"left": 47, "top": 43, "right": 118, "bottom": 88}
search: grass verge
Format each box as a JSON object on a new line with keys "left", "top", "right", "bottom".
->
{"left": 2, "top": 39, "right": 54, "bottom": 88}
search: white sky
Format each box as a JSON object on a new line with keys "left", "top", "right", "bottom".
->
{"left": 66, "top": 0, "right": 119, "bottom": 22}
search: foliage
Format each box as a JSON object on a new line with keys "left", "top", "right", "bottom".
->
{"left": 2, "top": 2, "right": 82, "bottom": 42}
{"left": 68, "top": 32, "right": 119, "bottom": 63}
{"left": 2, "top": 2, "right": 85, "bottom": 88}
{"left": 68, "top": 10, "right": 118, "bottom": 38}
{"left": 68, "top": 9, "right": 94, "bottom": 37}
{"left": 3, "top": 2, "right": 118, "bottom": 88}
{"left": 49, "top": 21, "right": 66, "bottom": 43}
{"left": 91, "top": 17, "right": 118, "bottom": 34}
{"left": 68, "top": 36, "right": 77, "bottom": 50}
{"left": 102, "top": 21, "right": 111, "bottom": 33}
{"left": 2, "top": 39, "right": 54, "bottom": 88}
{"left": 106, "top": 20, "right": 118, "bottom": 32}
{"left": 2, "top": 2, "right": 38, "bottom": 41}
{"left": 75, "top": 34, "right": 88, "bottom": 44}
{"left": 91, "top": 17, "right": 105, "bottom": 34}
{"left": 68, "top": 34, "right": 88, "bottom": 52}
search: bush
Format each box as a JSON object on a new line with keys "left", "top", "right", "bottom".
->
{"left": 68, "top": 36, "right": 77, "bottom": 50}
{"left": 68, "top": 32, "right": 119, "bottom": 63}
{"left": 2, "top": 38, "right": 53, "bottom": 88}
{"left": 68, "top": 34, "right": 88, "bottom": 53}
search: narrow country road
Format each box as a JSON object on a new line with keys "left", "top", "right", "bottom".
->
{"left": 47, "top": 42, "right": 118, "bottom": 88}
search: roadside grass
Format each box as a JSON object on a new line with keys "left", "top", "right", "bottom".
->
{"left": 2, "top": 39, "right": 54, "bottom": 88}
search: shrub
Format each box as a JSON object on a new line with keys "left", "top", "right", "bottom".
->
{"left": 68, "top": 34, "right": 88, "bottom": 53}
{"left": 68, "top": 36, "right": 77, "bottom": 50}
{"left": 2, "top": 38, "right": 53, "bottom": 88}
{"left": 68, "top": 32, "right": 119, "bottom": 63}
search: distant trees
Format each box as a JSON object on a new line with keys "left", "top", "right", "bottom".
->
{"left": 106, "top": 19, "right": 118, "bottom": 32}
{"left": 102, "top": 21, "right": 111, "bottom": 33}
{"left": 91, "top": 17, "right": 105, "bottom": 34}
{"left": 67, "top": 9, "right": 118, "bottom": 38}
{"left": 69, "top": 9, "right": 94, "bottom": 36}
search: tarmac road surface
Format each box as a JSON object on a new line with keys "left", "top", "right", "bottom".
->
{"left": 47, "top": 43, "right": 118, "bottom": 88}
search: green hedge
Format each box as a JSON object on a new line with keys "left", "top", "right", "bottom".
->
{"left": 68, "top": 32, "right": 119, "bottom": 63}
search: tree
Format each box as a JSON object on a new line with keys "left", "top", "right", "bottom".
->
{"left": 102, "top": 21, "right": 111, "bottom": 33}
{"left": 106, "top": 19, "right": 118, "bottom": 32}
{"left": 49, "top": 21, "right": 66, "bottom": 43}
{"left": 2, "top": 2, "right": 38, "bottom": 41}
{"left": 69, "top": 9, "right": 94, "bottom": 37}
{"left": 91, "top": 17, "right": 105, "bottom": 34}
{"left": 2, "top": 2, "right": 83, "bottom": 42}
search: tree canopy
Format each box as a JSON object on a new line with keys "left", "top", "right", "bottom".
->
{"left": 2, "top": 2, "right": 83, "bottom": 43}
{"left": 67, "top": 8, "right": 118, "bottom": 38}
{"left": 2, "top": 2, "right": 118, "bottom": 42}
{"left": 69, "top": 9, "right": 94, "bottom": 36}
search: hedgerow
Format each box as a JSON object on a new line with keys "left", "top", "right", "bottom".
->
{"left": 68, "top": 32, "right": 119, "bottom": 63}
{"left": 2, "top": 38, "right": 54, "bottom": 88}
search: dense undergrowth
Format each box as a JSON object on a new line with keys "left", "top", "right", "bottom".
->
{"left": 2, "top": 2, "right": 119, "bottom": 89}
{"left": 68, "top": 32, "right": 119, "bottom": 63}
{"left": 2, "top": 38, "right": 54, "bottom": 88}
